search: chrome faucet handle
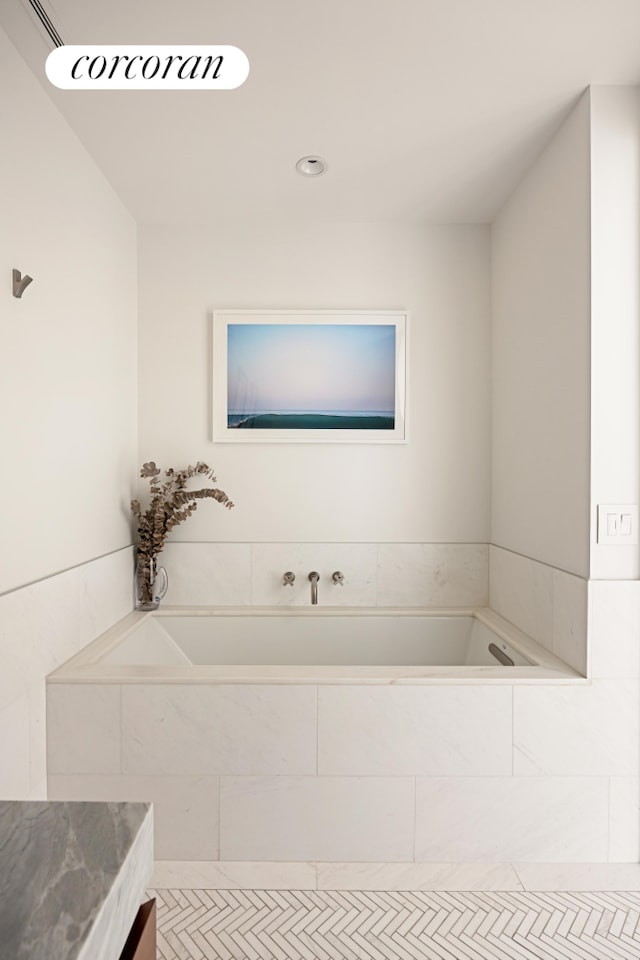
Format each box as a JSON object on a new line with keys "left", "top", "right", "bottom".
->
{"left": 332, "top": 571, "right": 344, "bottom": 586}
{"left": 282, "top": 571, "right": 296, "bottom": 586}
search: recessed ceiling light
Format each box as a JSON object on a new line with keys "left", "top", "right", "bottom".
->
{"left": 296, "top": 156, "right": 328, "bottom": 177}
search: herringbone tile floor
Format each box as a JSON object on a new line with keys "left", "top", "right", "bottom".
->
{"left": 150, "top": 887, "right": 640, "bottom": 959}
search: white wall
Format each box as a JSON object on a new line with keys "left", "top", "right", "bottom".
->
{"left": 0, "top": 26, "right": 138, "bottom": 798}
{"left": 138, "top": 222, "right": 491, "bottom": 545}
{"left": 491, "top": 91, "right": 591, "bottom": 578}
{"left": 486, "top": 86, "right": 640, "bottom": 860}
{"left": 0, "top": 26, "right": 138, "bottom": 595}
{"left": 590, "top": 86, "right": 640, "bottom": 580}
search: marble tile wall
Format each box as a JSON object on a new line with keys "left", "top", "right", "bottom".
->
{"left": 159, "top": 542, "right": 489, "bottom": 608}
{"left": 590, "top": 578, "right": 640, "bottom": 864}
{"left": 47, "top": 651, "right": 640, "bottom": 864}
{"left": 0, "top": 546, "right": 134, "bottom": 799}
{"left": 489, "top": 545, "right": 588, "bottom": 674}
{"left": 414, "top": 777, "right": 610, "bottom": 862}
{"left": 34, "top": 540, "right": 640, "bottom": 867}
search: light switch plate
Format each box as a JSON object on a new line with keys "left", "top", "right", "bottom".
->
{"left": 597, "top": 504, "right": 639, "bottom": 545}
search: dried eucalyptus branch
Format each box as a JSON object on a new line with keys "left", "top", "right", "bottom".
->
{"left": 131, "top": 460, "right": 234, "bottom": 568}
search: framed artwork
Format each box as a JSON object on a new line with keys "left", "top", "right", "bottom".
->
{"left": 212, "top": 310, "right": 407, "bottom": 443}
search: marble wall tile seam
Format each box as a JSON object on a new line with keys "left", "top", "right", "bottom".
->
{"left": 0, "top": 543, "right": 134, "bottom": 601}
{"left": 489, "top": 544, "right": 590, "bottom": 591}
{"left": 488, "top": 543, "right": 587, "bottom": 581}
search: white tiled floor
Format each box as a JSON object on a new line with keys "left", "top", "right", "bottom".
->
{"left": 150, "top": 861, "right": 640, "bottom": 959}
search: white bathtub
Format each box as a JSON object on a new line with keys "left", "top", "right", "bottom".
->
{"left": 50, "top": 606, "right": 579, "bottom": 683}
{"left": 46, "top": 606, "right": 583, "bottom": 865}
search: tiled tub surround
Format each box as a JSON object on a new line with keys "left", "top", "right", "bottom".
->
{"left": 46, "top": 604, "right": 637, "bottom": 870}
{"left": 0, "top": 546, "right": 134, "bottom": 800}
{"left": 158, "top": 541, "right": 489, "bottom": 608}
{"left": 489, "top": 544, "right": 588, "bottom": 675}
{"left": 152, "top": 541, "right": 589, "bottom": 675}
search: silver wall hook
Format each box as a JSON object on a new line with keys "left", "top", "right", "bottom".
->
{"left": 12, "top": 269, "right": 33, "bottom": 299}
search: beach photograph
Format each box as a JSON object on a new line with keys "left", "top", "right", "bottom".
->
{"left": 227, "top": 322, "right": 397, "bottom": 430}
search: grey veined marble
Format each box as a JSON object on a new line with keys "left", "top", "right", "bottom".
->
{"left": 0, "top": 800, "right": 152, "bottom": 960}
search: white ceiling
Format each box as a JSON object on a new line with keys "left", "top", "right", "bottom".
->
{"left": 4, "top": 0, "right": 640, "bottom": 224}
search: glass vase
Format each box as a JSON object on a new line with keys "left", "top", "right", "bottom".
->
{"left": 135, "top": 555, "right": 169, "bottom": 611}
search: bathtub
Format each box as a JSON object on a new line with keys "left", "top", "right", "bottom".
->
{"left": 49, "top": 606, "right": 579, "bottom": 683}
{"left": 47, "top": 605, "right": 583, "bottom": 865}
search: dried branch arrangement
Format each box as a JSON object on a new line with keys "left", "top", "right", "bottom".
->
{"left": 131, "top": 461, "right": 234, "bottom": 604}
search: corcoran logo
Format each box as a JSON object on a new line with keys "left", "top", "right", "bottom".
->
{"left": 46, "top": 45, "right": 249, "bottom": 90}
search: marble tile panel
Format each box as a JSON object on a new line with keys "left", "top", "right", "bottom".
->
{"left": 608, "top": 777, "right": 640, "bottom": 862}
{"left": 77, "top": 547, "right": 137, "bottom": 641}
{"left": 318, "top": 684, "right": 512, "bottom": 775}
{"left": 151, "top": 860, "right": 317, "bottom": 890}
{"left": 48, "top": 773, "right": 219, "bottom": 861}
{"left": 514, "top": 861, "right": 640, "bottom": 890}
{"left": 27, "top": 681, "right": 47, "bottom": 795}
{"left": 415, "top": 777, "right": 609, "bottom": 862}
{"left": 377, "top": 543, "right": 488, "bottom": 607}
{"left": 551, "top": 568, "right": 588, "bottom": 674}
{"left": 590, "top": 579, "right": 640, "bottom": 678}
{"left": 316, "top": 861, "right": 524, "bottom": 891}
{"left": 46, "top": 683, "right": 121, "bottom": 775}
{"left": 489, "top": 546, "right": 553, "bottom": 650}
{"left": 160, "top": 542, "right": 251, "bottom": 605}
{"left": 27, "top": 778, "right": 47, "bottom": 800}
{"left": 220, "top": 776, "right": 415, "bottom": 862}
{"left": 513, "top": 678, "right": 640, "bottom": 776}
{"left": 250, "top": 543, "right": 378, "bottom": 606}
{"left": 0, "top": 585, "right": 64, "bottom": 712}
{"left": 0, "top": 547, "right": 134, "bottom": 715}
{"left": 121, "top": 683, "right": 316, "bottom": 776}
{"left": 0, "top": 549, "right": 133, "bottom": 801}
{"left": 0, "top": 695, "right": 30, "bottom": 798}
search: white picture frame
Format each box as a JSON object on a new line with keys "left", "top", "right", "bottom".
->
{"left": 212, "top": 310, "right": 407, "bottom": 443}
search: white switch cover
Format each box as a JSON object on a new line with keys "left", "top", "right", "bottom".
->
{"left": 597, "top": 504, "right": 639, "bottom": 545}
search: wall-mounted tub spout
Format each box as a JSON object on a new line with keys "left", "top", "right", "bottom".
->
{"left": 308, "top": 571, "right": 320, "bottom": 604}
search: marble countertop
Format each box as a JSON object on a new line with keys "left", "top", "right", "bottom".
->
{"left": 0, "top": 800, "right": 153, "bottom": 960}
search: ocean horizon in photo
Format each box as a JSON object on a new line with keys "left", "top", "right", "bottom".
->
{"left": 226, "top": 323, "right": 397, "bottom": 430}
{"left": 228, "top": 409, "right": 395, "bottom": 430}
